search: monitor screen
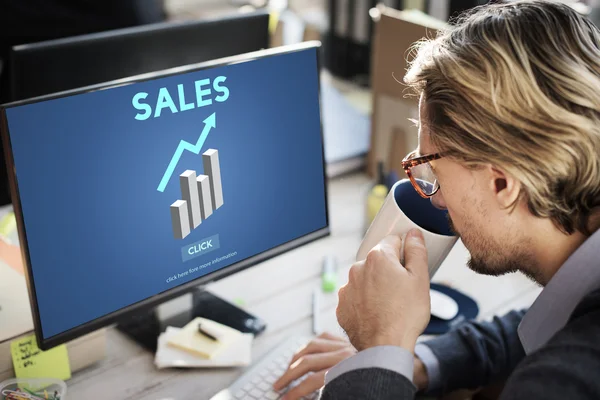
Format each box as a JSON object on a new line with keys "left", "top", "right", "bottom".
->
{"left": 1, "top": 44, "right": 328, "bottom": 348}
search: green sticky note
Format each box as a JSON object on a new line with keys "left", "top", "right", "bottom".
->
{"left": 11, "top": 334, "right": 71, "bottom": 381}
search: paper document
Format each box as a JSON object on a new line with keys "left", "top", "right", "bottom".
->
{"left": 155, "top": 326, "right": 253, "bottom": 369}
{"left": 321, "top": 81, "right": 370, "bottom": 163}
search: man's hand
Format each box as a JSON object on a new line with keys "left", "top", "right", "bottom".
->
{"left": 273, "top": 332, "right": 356, "bottom": 400}
{"left": 336, "top": 229, "right": 431, "bottom": 352}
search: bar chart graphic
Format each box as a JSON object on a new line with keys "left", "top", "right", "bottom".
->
{"left": 170, "top": 149, "right": 224, "bottom": 239}
{"left": 158, "top": 112, "right": 216, "bottom": 192}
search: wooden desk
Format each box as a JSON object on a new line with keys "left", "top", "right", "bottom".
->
{"left": 67, "top": 172, "right": 541, "bottom": 399}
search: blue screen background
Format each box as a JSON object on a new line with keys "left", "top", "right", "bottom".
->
{"left": 5, "top": 48, "right": 327, "bottom": 339}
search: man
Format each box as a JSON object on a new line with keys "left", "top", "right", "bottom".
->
{"left": 273, "top": 0, "right": 600, "bottom": 398}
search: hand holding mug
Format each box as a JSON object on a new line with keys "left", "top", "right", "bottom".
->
{"left": 337, "top": 230, "right": 431, "bottom": 352}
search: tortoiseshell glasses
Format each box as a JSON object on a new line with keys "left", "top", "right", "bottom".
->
{"left": 401, "top": 150, "right": 443, "bottom": 198}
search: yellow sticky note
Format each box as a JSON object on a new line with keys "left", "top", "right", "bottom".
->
{"left": 269, "top": 12, "right": 280, "bottom": 36}
{"left": 0, "top": 211, "right": 16, "bottom": 237}
{"left": 11, "top": 335, "right": 71, "bottom": 381}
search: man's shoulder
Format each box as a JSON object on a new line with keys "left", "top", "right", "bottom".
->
{"left": 569, "top": 286, "right": 600, "bottom": 323}
{"left": 545, "top": 286, "right": 600, "bottom": 348}
{"left": 500, "top": 288, "right": 600, "bottom": 399}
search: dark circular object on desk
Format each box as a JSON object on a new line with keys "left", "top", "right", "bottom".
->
{"left": 424, "top": 283, "right": 479, "bottom": 335}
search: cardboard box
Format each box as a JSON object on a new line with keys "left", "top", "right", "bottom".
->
{"left": 367, "top": 6, "right": 448, "bottom": 177}
{"left": 269, "top": 9, "right": 325, "bottom": 48}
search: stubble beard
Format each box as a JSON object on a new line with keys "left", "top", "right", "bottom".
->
{"left": 447, "top": 213, "right": 540, "bottom": 282}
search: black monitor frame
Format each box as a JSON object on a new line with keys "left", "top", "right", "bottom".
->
{"left": 8, "top": 10, "right": 270, "bottom": 102}
{"left": 0, "top": 41, "right": 329, "bottom": 350}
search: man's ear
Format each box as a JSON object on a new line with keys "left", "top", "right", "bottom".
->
{"left": 488, "top": 165, "right": 521, "bottom": 208}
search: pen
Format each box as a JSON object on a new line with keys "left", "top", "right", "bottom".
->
{"left": 197, "top": 323, "right": 219, "bottom": 341}
{"left": 312, "top": 288, "right": 320, "bottom": 335}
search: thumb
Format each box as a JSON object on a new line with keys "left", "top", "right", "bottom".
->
{"left": 376, "top": 234, "right": 403, "bottom": 261}
{"left": 404, "top": 229, "right": 429, "bottom": 278}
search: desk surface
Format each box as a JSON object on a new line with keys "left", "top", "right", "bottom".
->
{"left": 67, "top": 172, "right": 541, "bottom": 399}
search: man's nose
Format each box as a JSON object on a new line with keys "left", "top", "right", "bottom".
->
{"left": 430, "top": 190, "right": 447, "bottom": 210}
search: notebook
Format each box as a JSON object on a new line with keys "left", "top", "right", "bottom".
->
{"left": 156, "top": 326, "right": 253, "bottom": 369}
{"left": 166, "top": 317, "right": 244, "bottom": 359}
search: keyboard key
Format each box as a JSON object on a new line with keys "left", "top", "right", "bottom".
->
{"left": 209, "top": 336, "right": 315, "bottom": 400}
{"left": 265, "top": 391, "right": 280, "bottom": 400}
{"left": 275, "top": 357, "right": 286, "bottom": 365}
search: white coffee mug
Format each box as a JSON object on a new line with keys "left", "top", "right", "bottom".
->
{"left": 357, "top": 179, "right": 458, "bottom": 278}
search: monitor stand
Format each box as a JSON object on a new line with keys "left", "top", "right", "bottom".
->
{"left": 116, "top": 288, "right": 266, "bottom": 352}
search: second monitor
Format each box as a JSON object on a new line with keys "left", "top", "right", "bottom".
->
{"left": 9, "top": 10, "right": 271, "bottom": 102}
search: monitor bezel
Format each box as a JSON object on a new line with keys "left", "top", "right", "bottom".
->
{"left": 0, "top": 41, "right": 330, "bottom": 350}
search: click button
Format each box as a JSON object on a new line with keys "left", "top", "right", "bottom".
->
{"left": 181, "top": 234, "right": 220, "bottom": 262}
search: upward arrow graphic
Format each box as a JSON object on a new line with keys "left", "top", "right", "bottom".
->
{"left": 157, "top": 112, "right": 216, "bottom": 192}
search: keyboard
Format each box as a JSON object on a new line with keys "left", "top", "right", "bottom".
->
{"left": 210, "top": 335, "right": 319, "bottom": 400}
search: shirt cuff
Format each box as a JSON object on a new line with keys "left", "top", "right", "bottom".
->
{"left": 324, "top": 345, "right": 414, "bottom": 385}
{"left": 414, "top": 343, "right": 442, "bottom": 393}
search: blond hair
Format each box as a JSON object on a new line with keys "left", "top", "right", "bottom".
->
{"left": 405, "top": 0, "right": 600, "bottom": 235}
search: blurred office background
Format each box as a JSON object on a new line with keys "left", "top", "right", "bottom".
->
{"left": 0, "top": 0, "right": 594, "bottom": 207}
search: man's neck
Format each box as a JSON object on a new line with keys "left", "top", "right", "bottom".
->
{"left": 529, "top": 220, "right": 588, "bottom": 286}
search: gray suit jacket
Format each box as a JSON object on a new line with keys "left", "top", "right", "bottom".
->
{"left": 320, "top": 288, "right": 600, "bottom": 399}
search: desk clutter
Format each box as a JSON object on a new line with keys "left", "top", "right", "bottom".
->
{"left": 2, "top": 317, "right": 254, "bottom": 397}
{"left": 154, "top": 318, "right": 254, "bottom": 369}
{"left": 9, "top": 335, "right": 70, "bottom": 383}
{"left": 0, "top": 334, "right": 70, "bottom": 399}
{"left": 0, "top": 378, "right": 66, "bottom": 400}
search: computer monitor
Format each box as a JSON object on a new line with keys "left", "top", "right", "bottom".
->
{"left": 8, "top": 10, "right": 270, "bottom": 102}
{"left": 0, "top": 42, "right": 328, "bottom": 350}
{"left": 0, "top": 10, "right": 270, "bottom": 210}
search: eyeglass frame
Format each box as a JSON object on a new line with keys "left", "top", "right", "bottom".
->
{"left": 401, "top": 150, "right": 443, "bottom": 198}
